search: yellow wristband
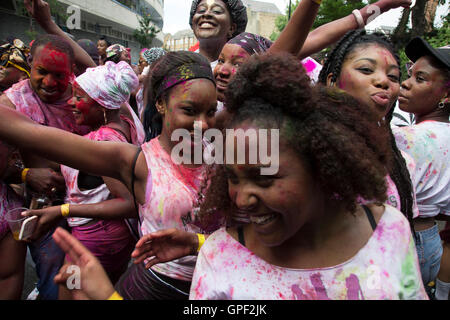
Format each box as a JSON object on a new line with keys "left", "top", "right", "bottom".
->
{"left": 107, "top": 291, "right": 124, "bottom": 300}
{"left": 60, "top": 204, "right": 70, "bottom": 217}
{"left": 311, "top": 0, "right": 322, "bottom": 4}
{"left": 21, "top": 168, "right": 30, "bottom": 183}
{"left": 197, "top": 233, "right": 205, "bottom": 253}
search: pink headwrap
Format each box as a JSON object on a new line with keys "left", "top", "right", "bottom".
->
{"left": 75, "top": 61, "right": 139, "bottom": 110}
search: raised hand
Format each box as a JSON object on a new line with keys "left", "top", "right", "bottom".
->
{"left": 131, "top": 228, "right": 199, "bottom": 269}
{"left": 24, "top": 0, "right": 53, "bottom": 26}
{"left": 52, "top": 227, "right": 115, "bottom": 300}
{"left": 26, "top": 168, "right": 65, "bottom": 196}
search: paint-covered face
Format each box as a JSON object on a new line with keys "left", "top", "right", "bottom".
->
{"left": 158, "top": 78, "right": 217, "bottom": 153}
{"left": 97, "top": 40, "right": 108, "bottom": 56}
{"left": 332, "top": 44, "right": 400, "bottom": 118}
{"left": 398, "top": 56, "right": 448, "bottom": 117}
{"left": 121, "top": 49, "right": 131, "bottom": 65}
{"left": 0, "top": 65, "right": 27, "bottom": 91}
{"left": 138, "top": 53, "right": 148, "bottom": 74}
{"left": 225, "top": 123, "right": 320, "bottom": 247}
{"left": 214, "top": 43, "right": 250, "bottom": 102}
{"left": 68, "top": 81, "right": 103, "bottom": 127}
{"left": 30, "top": 45, "right": 73, "bottom": 103}
{"left": 192, "top": 0, "right": 235, "bottom": 41}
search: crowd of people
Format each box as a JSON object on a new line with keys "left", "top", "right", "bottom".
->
{"left": 0, "top": 0, "right": 448, "bottom": 301}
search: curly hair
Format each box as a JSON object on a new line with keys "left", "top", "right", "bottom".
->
{"left": 198, "top": 53, "right": 391, "bottom": 226}
{"left": 317, "top": 30, "right": 416, "bottom": 231}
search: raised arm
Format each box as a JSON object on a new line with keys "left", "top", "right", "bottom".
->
{"left": 24, "top": 0, "right": 96, "bottom": 71}
{"left": 268, "top": 0, "right": 320, "bottom": 56}
{"left": 298, "top": 0, "right": 412, "bottom": 59}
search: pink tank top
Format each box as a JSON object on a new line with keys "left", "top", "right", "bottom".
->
{"left": 61, "top": 116, "right": 138, "bottom": 227}
{"left": 139, "top": 137, "right": 205, "bottom": 281}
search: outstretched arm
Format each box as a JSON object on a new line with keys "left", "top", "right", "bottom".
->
{"left": 23, "top": 176, "right": 137, "bottom": 241}
{"left": 268, "top": 0, "right": 320, "bottom": 56}
{"left": 0, "top": 103, "right": 139, "bottom": 194}
{"left": 298, "top": 0, "right": 412, "bottom": 59}
{"left": 24, "top": 0, "right": 96, "bottom": 71}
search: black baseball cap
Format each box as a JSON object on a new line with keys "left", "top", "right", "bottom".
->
{"left": 405, "top": 37, "right": 450, "bottom": 69}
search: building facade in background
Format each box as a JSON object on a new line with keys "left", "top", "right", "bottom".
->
{"left": 244, "top": 0, "right": 281, "bottom": 39}
{"left": 163, "top": 0, "right": 282, "bottom": 52}
{"left": 0, "top": 0, "right": 164, "bottom": 64}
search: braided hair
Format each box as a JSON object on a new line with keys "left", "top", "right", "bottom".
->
{"left": 319, "top": 30, "right": 416, "bottom": 232}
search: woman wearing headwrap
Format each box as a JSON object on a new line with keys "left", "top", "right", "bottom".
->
{"left": 189, "top": 0, "right": 412, "bottom": 71}
{"left": 189, "top": 0, "right": 247, "bottom": 67}
{"left": 105, "top": 44, "right": 131, "bottom": 65}
{"left": 0, "top": 39, "right": 31, "bottom": 94}
{"left": 21, "top": 61, "right": 141, "bottom": 296}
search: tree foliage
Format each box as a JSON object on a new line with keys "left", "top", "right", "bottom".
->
{"left": 271, "top": 0, "right": 377, "bottom": 41}
{"left": 133, "top": 12, "right": 160, "bottom": 48}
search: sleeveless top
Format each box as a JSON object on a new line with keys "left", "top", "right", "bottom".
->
{"left": 139, "top": 137, "right": 205, "bottom": 281}
{"left": 61, "top": 116, "right": 138, "bottom": 227}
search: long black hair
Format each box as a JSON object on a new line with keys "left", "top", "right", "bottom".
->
{"left": 319, "top": 30, "right": 416, "bottom": 232}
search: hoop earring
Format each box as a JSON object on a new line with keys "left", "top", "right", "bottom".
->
{"left": 103, "top": 109, "right": 108, "bottom": 125}
{"left": 438, "top": 101, "right": 445, "bottom": 109}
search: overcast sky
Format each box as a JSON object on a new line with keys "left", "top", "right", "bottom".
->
{"left": 162, "top": 0, "right": 448, "bottom": 34}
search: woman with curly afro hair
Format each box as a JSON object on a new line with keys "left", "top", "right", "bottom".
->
{"left": 15, "top": 52, "right": 427, "bottom": 300}
{"left": 186, "top": 53, "right": 426, "bottom": 299}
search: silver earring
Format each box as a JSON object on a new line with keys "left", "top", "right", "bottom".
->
{"left": 438, "top": 101, "right": 445, "bottom": 109}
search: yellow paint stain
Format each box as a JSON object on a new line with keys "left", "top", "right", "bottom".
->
{"left": 158, "top": 197, "right": 165, "bottom": 217}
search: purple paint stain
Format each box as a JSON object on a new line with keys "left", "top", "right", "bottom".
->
{"left": 291, "top": 284, "right": 309, "bottom": 300}
{"left": 345, "top": 274, "right": 365, "bottom": 300}
{"left": 310, "top": 273, "right": 331, "bottom": 300}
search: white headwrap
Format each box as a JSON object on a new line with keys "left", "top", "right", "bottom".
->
{"left": 75, "top": 61, "right": 139, "bottom": 110}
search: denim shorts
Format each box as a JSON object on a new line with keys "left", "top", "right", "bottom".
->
{"left": 415, "top": 223, "right": 443, "bottom": 286}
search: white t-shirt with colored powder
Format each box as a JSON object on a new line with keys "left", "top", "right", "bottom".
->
{"left": 190, "top": 205, "right": 427, "bottom": 300}
{"left": 394, "top": 121, "right": 450, "bottom": 217}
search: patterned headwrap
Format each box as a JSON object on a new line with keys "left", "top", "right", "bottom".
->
{"left": 105, "top": 44, "right": 126, "bottom": 63}
{"left": 156, "top": 60, "right": 216, "bottom": 100}
{"left": 227, "top": 32, "right": 273, "bottom": 56}
{"left": 143, "top": 47, "right": 167, "bottom": 65}
{"left": 189, "top": 0, "right": 248, "bottom": 38}
{"left": 0, "top": 39, "right": 31, "bottom": 77}
{"left": 75, "top": 61, "right": 139, "bottom": 110}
